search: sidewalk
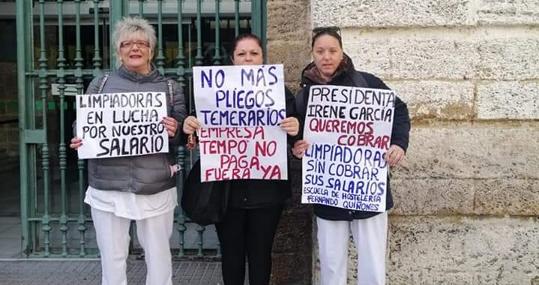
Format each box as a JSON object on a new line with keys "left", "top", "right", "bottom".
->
{"left": 0, "top": 259, "right": 223, "bottom": 285}
{"left": 0, "top": 217, "right": 224, "bottom": 285}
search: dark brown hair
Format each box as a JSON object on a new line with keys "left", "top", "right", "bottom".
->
{"left": 311, "top": 26, "right": 342, "bottom": 48}
{"left": 231, "top": 33, "right": 264, "bottom": 59}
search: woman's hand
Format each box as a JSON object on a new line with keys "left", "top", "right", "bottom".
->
{"left": 70, "top": 137, "right": 82, "bottom": 150}
{"left": 162, "top": 116, "right": 179, "bottom": 137}
{"left": 280, "top": 117, "right": 299, "bottom": 136}
{"left": 292, "top": 139, "right": 309, "bottom": 159}
{"left": 182, "top": 116, "right": 200, "bottom": 135}
{"left": 385, "top": 144, "right": 406, "bottom": 167}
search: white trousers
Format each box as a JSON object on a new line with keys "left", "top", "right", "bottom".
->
{"left": 317, "top": 212, "right": 388, "bottom": 285}
{"left": 91, "top": 207, "right": 174, "bottom": 285}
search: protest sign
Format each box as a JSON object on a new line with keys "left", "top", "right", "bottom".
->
{"left": 76, "top": 92, "right": 168, "bottom": 159}
{"left": 193, "top": 64, "right": 287, "bottom": 182}
{"left": 301, "top": 85, "right": 396, "bottom": 212}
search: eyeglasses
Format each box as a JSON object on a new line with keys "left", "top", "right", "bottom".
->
{"left": 312, "top": 26, "right": 341, "bottom": 36}
{"left": 120, "top": 40, "right": 150, "bottom": 49}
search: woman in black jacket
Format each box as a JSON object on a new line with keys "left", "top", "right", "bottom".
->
{"left": 182, "top": 33, "right": 299, "bottom": 285}
{"left": 293, "top": 27, "right": 410, "bottom": 285}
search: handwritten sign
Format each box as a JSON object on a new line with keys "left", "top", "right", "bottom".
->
{"left": 76, "top": 92, "right": 168, "bottom": 159}
{"left": 193, "top": 65, "right": 287, "bottom": 182}
{"left": 301, "top": 85, "right": 395, "bottom": 212}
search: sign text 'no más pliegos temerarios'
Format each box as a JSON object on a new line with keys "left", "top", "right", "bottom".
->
{"left": 193, "top": 64, "right": 287, "bottom": 182}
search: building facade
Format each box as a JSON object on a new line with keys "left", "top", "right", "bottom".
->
{"left": 267, "top": 0, "right": 538, "bottom": 284}
{"left": 2, "top": 0, "right": 538, "bottom": 284}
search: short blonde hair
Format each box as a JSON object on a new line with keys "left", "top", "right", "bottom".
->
{"left": 112, "top": 17, "right": 157, "bottom": 67}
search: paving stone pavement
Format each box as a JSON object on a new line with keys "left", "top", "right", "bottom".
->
{"left": 0, "top": 259, "right": 223, "bottom": 285}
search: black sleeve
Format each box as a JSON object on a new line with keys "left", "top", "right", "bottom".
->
{"left": 285, "top": 87, "right": 297, "bottom": 118}
{"left": 361, "top": 71, "right": 390, "bottom": 90}
{"left": 284, "top": 87, "right": 300, "bottom": 145}
{"left": 391, "top": 96, "right": 410, "bottom": 152}
{"left": 294, "top": 86, "right": 310, "bottom": 140}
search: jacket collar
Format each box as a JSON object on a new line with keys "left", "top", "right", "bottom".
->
{"left": 301, "top": 53, "right": 355, "bottom": 85}
{"left": 117, "top": 63, "right": 162, "bottom": 83}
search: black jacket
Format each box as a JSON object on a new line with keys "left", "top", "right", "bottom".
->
{"left": 296, "top": 55, "right": 411, "bottom": 220}
{"left": 228, "top": 87, "right": 299, "bottom": 208}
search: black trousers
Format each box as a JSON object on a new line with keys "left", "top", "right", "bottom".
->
{"left": 215, "top": 205, "right": 284, "bottom": 285}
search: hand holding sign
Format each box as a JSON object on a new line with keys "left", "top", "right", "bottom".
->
{"left": 183, "top": 115, "right": 201, "bottom": 135}
{"left": 70, "top": 137, "right": 83, "bottom": 150}
{"left": 384, "top": 144, "right": 405, "bottom": 167}
{"left": 292, "top": 139, "right": 310, "bottom": 159}
{"left": 279, "top": 117, "right": 300, "bottom": 136}
{"left": 161, "top": 116, "right": 179, "bottom": 137}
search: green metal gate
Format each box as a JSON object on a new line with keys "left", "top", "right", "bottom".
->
{"left": 16, "top": 0, "right": 266, "bottom": 258}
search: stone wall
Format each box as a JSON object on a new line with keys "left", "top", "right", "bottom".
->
{"left": 267, "top": 0, "right": 313, "bottom": 90}
{"left": 266, "top": 1, "right": 314, "bottom": 284}
{"left": 268, "top": 0, "right": 539, "bottom": 284}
